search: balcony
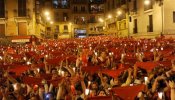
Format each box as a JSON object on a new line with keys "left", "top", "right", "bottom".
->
{"left": 89, "top": 0, "right": 106, "bottom": 4}
{"left": 13, "top": 9, "right": 32, "bottom": 19}
{"left": 73, "top": 10, "right": 88, "bottom": 14}
{"left": 72, "top": 0, "right": 89, "bottom": 4}
{"left": 87, "top": 20, "right": 97, "bottom": 23}
{"left": 89, "top": 10, "right": 104, "bottom": 14}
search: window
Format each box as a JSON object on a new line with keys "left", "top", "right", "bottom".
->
{"left": 53, "top": 0, "right": 59, "bottom": 8}
{"left": 81, "top": 6, "right": 85, "bottom": 12}
{"left": 63, "top": 13, "right": 68, "bottom": 21}
{"left": 112, "top": 0, "right": 115, "bottom": 9}
{"left": 144, "top": 0, "right": 153, "bottom": 11}
{"left": 134, "top": 19, "right": 138, "bottom": 33}
{"left": 53, "top": 0, "right": 69, "bottom": 8}
{"left": 55, "top": 25, "right": 59, "bottom": 32}
{"left": 64, "top": 25, "right": 68, "bottom": 30}
{"left": 74, "top": 6, "right": 78, "bottom": 12}
{"left": 0, "top": 24, "right": 5, "bottom": 37}
{"left": 89, "top": 16, "right": 96, "bottom": 23}
{"left": 108, "top": 2, "right": 110, "bottom": 10}
{"left": 133, "top": 0, "right": 137, "bottom": 12}
{"left": 54, "top": 12, "right": 59, "bottom": 22}
{"left": 18, "top": 0, "right": 27, "bottom": 17}
{"left": 173, "top": 11, "right": 175, "bottom": 23}
{"left": 0, "top": 0, "right": 5, "bottom": 18}
{"left": 148, "top": 15, "right": 153, "bottom": 32}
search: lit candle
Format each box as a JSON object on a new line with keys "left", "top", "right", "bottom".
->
{"left": 23, "top": 57, "right": 27, "bottom": 61}
{"left": 89, "top": 47, "right": 92, "bottom": 50}
{"left": 109, "top": 52, "right": 112, "bottom": 56}
{"left": 88, "top": 81, "right": 91, "bottom": 86}
{"left": 144, "top": 77, "right": 148, "bottom": 84}
{"left": 73, "top": 67, "right": 76, "bottom": 72}
{"left": 95, "top": 52, "right": 97, "bottom": 56}
{"left": 61, "top": 71, "right": 64, "bottom": 76}
{"left": 27, "top": 61, "right": 31, "bottom": 65}
{"left": 121, "top": 53, "right": 125, "bottom": 58}
{"left": 85, "top": 89, "right": 90, "bottom": 95}
{"left": 0, "top": 56, "right": 3, "bottom": 60}
{"left": 37, "top": 68, "right": 40, "bottom": 73}
{"left": 130, "top": 84, "right": 133, "bottom": 86}
{"left": 158, "top": 92, "right": 163, "bottom": 99}
{"left": 13, "top": 83, "right": 17, "bottom": 90}
{"left": 58, "top": 70, "right": 61, "bottom": 75}
{"left": 45, "top": 55, "right": 48, "bottom": 58}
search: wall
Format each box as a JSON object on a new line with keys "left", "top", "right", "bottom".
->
{"left": 164, "top": 0, "right": 175, "bottom": 34}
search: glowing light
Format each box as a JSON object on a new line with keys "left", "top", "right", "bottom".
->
{"left": 50, "top": 21, "right": 53, "bottom": 24}
{"left": 47, "top": 17, "right": 51, "bottom": 21}
{"left": 144, "top": 0, "right": 150, "bottom": 5}
{"left": 108, "top": 15, "right": 112, "bottom": 19}
{"left": 117, "top": 10, "right": 122, "bottom": 15}
{"left": 98, "top": 18, "right": 104, "bottom": 22}
{"left": 44, "top": 11, "right": 49, "bottom": 16}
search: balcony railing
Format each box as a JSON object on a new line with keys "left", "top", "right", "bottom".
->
{"left": 72, "top": 0, "right": 89, "bottom": 4}
{"left": 13, "top": 9, "right": 31, "bottom": 17}
{"left": 89, "top": 0, "right": 106, "bottom": 4}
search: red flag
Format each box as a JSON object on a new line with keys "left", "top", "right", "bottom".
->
{"left": 101, "top": 69, "right": 126, "bottom": 78}
{"left": 136, "top": 62, "right": 159, "bottom": 72}
{"left": 22, "top": 76, "right": 43, "bottom": 86}
{"left": 81, "top": 66, "right": 101, "bottom": 74}
{"left": 111, "top": 84, "right": 146, "bottom": 100}
{"left": 9, "top": 65, "right": 30, "bottom": 76}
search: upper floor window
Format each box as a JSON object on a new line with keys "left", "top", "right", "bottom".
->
{"left": 54, "top": 12, "right": 59, "bottom": 22}
{"left": 18, "top": 0, "right": 27, "bottom": 17}
{"left": 53, "top": 0, "right": 69, "bottom": 9}
{"left": 133, "top": 0, "right": 137, "bottom": 11}
{"left": 144, "top": 0, "right": 153, "bottom": 11}
{"left": 64, "top": 25, "right": 68, "bottom": 30}
{"left": 63, "top": 12, "right": 68, "bottom": 21}
{"left": 0, "top": 0, "right": 5, "bottom": 18}
{"left": 81, "top": 6, "right": 85, "bottom": 12}
{"left": 173, "top": 11, "right": 175, "bottom": 23}
{"left": 74, "top": 6, "right": 78, "bottom": 12}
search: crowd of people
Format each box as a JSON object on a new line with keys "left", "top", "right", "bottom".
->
{"left": 0, "top": 36, "right": 175, "bottom": 100}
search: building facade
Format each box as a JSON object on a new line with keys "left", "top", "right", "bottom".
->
{"left": 105, "top": 0, "right": 129, "bottom": 37}
{"left": 128, "top": 0, "right": 175, "bottom": 38}
{"left": 0, "top": 0, "right": 42, "bottom": 38}
{"left": 45, "top": 0, "right": 106, "bottom": 38}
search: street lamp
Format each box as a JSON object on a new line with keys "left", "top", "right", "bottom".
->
{"left": 108, "top": 14, "right": 112, "bottom": 19}
{"left": 50, "top": 21, "right": 54, "bottom": 24}
{"left": 47, "top": 17, "right": 51, "bottom": 21}
{"left": 144, "top": 0, "right": 151, "bottom": 5}
{"left": 99, "top": 18, "right": 104, "bottom": 23}
{"left": 44, "top": 11, "right": 50, "bottom": 16}
{"left": 117, "top": 10, "right": 122, "bottom": 16}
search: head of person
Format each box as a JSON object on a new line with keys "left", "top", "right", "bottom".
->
{"left": 98, "top": 90, "right": 107, "bottom": 96}
{"left": 91, "top": 82, "right": 98, "bottom": 90}
{"left": 100, "top": 51, "right": 107, "bottom": 59}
